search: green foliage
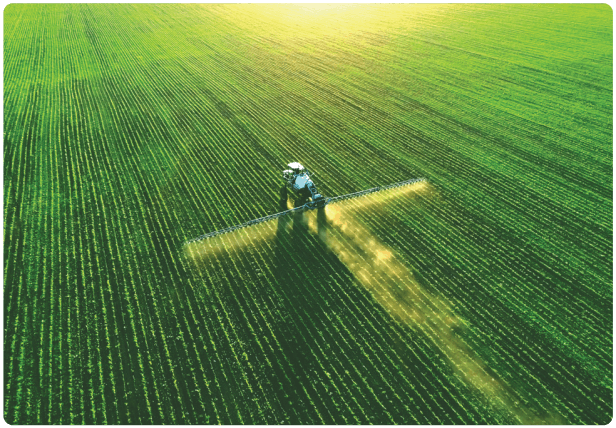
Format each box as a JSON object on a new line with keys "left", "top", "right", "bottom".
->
{"left": 4, "top": 4, "right": 612, "bottom": 424}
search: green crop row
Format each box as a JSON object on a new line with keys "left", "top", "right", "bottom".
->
{"left": 4, "top": 3, "right": 611, "bottom": 424}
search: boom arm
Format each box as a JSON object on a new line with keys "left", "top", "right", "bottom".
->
{"left": 184, "top": 178, "right": 424, "bottom": 245}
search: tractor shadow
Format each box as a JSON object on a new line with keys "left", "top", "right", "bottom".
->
{"left": 183, "top": 186, "right": 467, "bottom": 423}
{"left": 266, "top": 199, "right": 452, "bottom": 424}
{"left": 181, "top": 182, "right": 564, "bottom": 424}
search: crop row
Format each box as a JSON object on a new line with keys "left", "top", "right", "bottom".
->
{"left": 5, "top": 4, "right": 611, "bottom": 424}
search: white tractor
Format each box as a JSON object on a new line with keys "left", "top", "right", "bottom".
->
{"left": 184, "top": 161, "right": 424, "bottom": 245}
{"left": 282, "top": 162, "right": 326, "bottom": 209}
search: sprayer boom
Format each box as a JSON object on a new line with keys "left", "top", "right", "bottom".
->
{"left": 184, "top": 177, "right": 425, "bottom": 246}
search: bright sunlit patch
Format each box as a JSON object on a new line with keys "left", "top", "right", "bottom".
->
{"left": 215, "top": 3, "right": 395, "bottom": 44}
{"left": 293, "top": 4, "right": 359, "bottom": 16}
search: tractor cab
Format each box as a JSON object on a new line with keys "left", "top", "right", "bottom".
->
{"left": 282, "top": 161, "right": 326, "bottom": 208}
{"left": 283, "top": 162, "right": 307, "bottom": 185}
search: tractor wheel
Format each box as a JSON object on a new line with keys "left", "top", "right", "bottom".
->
{"left": 279, "top": 186, "right": 288, "bottom": 211}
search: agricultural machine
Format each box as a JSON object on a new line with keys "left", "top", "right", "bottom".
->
{"left": 282, "top": 162, "right": 326, "bottom": 209}
{"left": 184, "top": 162, "right": 424, "bottom": 245}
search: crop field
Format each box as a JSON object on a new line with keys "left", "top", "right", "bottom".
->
{"left": 4, "top": 4, "right": 612, "bottom": 424}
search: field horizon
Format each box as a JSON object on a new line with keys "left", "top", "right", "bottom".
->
{"left": 4, "top": 4, "right": 612, "bottom": 424}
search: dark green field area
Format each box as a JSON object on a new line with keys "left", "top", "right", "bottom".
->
{"left": 4, "top": 4, "right": 612, "bottom": 424}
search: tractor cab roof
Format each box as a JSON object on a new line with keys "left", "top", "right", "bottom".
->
{"left": 287, "top": 162, "right": 304, "bottom": 171}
